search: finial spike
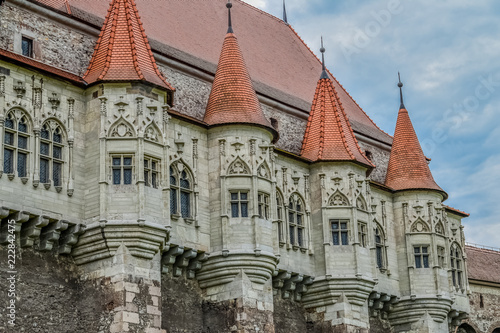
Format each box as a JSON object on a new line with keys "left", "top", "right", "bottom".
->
{"left": 227, "top": 1, "right": 233, "bottom": 33}
{"left": 320, "top": 37, "right": 328, "bottom": 79}
{"left": 398, "top": 72, "right": 405, "bottom": 109}
{"left": 283, "top": 0, "right": 288, "bottom": 24}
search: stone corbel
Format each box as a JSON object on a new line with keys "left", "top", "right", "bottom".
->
{"left": 20, "top": 215, "right": 50, "bottom": 247}
{"left": 39, "top": 220, "right": 69, "bottom": 251}
{"left": 186, "top": 252, "right": 209, "bottom": 279}
{"left": 282, "top": 274, "right": 303, "bottom": 299}
{"left": 173, "top": 249, "right": 197, "bottom": 277}
{"left": 58, "top": 223, "right": 86, "bottom": 254}
{"left": 0, "top": 210, "right": 30, "bottom": 244}
{"left": 294, "top": 276, "right": 314, "bottom": 301}
{"left": 272, "top": 270, "right": 291, "bottom": 295}
{"left": 162, "top": 245, "right": 184, "bottom": 273}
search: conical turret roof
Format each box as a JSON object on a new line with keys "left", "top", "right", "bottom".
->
{"left": 385, "top": 105, "right": 444, "bottom": 194}
{"left": 83, "top": 0, "right": 173, "bottom": 90}
{"left": 204, "top": 3, "right": 274, "bottom": 136}
{"left": 301, "top": 72, "right": 373, "bottom": 168}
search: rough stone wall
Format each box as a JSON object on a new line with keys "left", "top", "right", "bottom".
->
{"left": 358, "top": 141, "right": 391, "bottom": 184}
{"left": 369, "top": 316, "right": 394, "bottom": 333}
{"left": 0, "top": 247, "right": 114, "bottom": 333}
{"left": 0, "top": 3, "right": 95, "bottom": 76}
{"left": 465, "top": 284, "right": 500, "bottom": 333}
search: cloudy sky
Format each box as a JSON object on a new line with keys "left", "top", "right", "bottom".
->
{"left": 243, "top": 0, "right": 500, "bottom": 248}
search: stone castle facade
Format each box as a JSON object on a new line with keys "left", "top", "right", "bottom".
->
{"left": 0, "top": 0, "right": 498, "bottom": 332}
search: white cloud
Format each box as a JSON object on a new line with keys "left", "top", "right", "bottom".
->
{"left": 241, "top": 0, "right": 267, "bottom": 10}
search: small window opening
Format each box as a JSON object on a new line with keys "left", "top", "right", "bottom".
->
{"left": 480, "top": 294, "right": 484, "bottom": 308}
{"left": 365, "top": 150, "right": 372, "bottom": 161}
{"left": 270, "top": 118, "right": 279, "bottom": 130}
{"left": 21, "top": 37, "right": 33, "bottom": 58}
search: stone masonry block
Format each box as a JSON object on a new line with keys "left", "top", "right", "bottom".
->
{"left": 149, "top": 285, "right": 161, "bottom": 297}
{"left": 147, "top": 305, "right": 162, "bottom": 316}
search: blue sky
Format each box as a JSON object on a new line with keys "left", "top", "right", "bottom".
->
{"left": 243, "top": 0, "right": 500, "bottom": 248}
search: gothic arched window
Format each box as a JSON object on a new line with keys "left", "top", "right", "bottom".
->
{"left": 3, "top": 111, "right": 30, "bottom": 178}
{"left": 170, "top": 164, "right": 192, "bottom": 218}
{"left": 375, "top": 225, "right": 386, "bottom": 269}
{"left": 450, "top": 244, "right": 463, "bottom": 289}
{"left": 276, "top": 191, "right": 285, "bottom": 243}
{"left": 40, "top": 121, "right": 65, "bottom": 186}
{"left": 288, "top": 193, "right": 305, "bottom": 247}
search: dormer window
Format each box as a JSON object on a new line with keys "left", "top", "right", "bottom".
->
{"left": 21, "top": 37, "right": 33, "bottom": 58}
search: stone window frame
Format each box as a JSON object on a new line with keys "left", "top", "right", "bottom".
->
{"left": 111, "top": 154, "right": 134, "bottom": 185}
{"left": 21, "top": 36, "right": 34, "bottom": 58}
{"left": 169, "top": 163, "right": 194, "bottom": 219}
{"left": 287, "top": 193, "right": 305, "bottom": 249}
{"left": 258, "top": 192, "right": 270, "bottom": 220}
{"left": 437, "top": 245, "right": 446, "bottom": 268}
{"left": 276, "top": 190, "right": 285, "bottom": 246}
{"left": 358, "top": 221, "right": 368, "bottom": 247}
{"left": 144, "top": 155, "right": 160, "bottom": 188}
{"left": 3, "top": 109, "right": 31, "bottom": 179}
{"left": 414, "top": 245, "right": 430, "bottom": 268}
{"left": 331, "top": 219, "right": 349, "bottom": 246}
{"left": 230, "top": 190, "right": 249, "bottom": 218}
{"left": 450, "top": 243, "right": 464, "bottom": 290}
{"left": 374, "top": 224, "right": 386, "bottom": 271}
{"left": 40, "top": 120, "right": 66, "bottom": 188}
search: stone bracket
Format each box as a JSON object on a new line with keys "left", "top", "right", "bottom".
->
{"left": 369, "top": 291, "right": 399, "bottom": 318}
{"left": 39, "top": 220, "right": 69, "bottom": 251}
{"left": 161, "top": 245, "right": 208, "bottom": 279}
{"left": 272, "top": 269, "right": 314, "bottom": 301}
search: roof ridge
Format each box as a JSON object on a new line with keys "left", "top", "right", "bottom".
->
{"left": 330, "top": 82, "right": 356, "bottom": 160}
{"left": 98, "top": 2, "right": 118, "bottom": 80}
{"left": 331, "top": 80, "right": 374, "bottom": 166}
{"left": 125, "top": 0, "right": 144, "bottom": 80}
{"left": 235, "top": 0, "right": 288, "bottom": 25}
{"left": 286, "top": 25, "right": 392, "bottom": 140}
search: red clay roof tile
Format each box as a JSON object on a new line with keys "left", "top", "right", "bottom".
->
{"left": 301, "top": 76, "right": 374, "bottom": 168}
{"left": 34, "top": 0, "right": 391, "bottom": 144}
{"left": 83, "top": 0, "right": 173, "bottom": 91}
{"left": 385, "top": 107, "right": 444, "bottom": 194}
{"left": 204, "top": 31, "right": 274, "bottom": 136}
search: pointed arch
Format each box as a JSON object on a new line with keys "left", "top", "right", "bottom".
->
{"left": 144, "top": 121, "right": 162, "bottom": 144}
{"left": 328, "top": 190, "right": 349, "bottom": 206}
{"left": 374, "top": 221, "right": 386, "bottom": 270}
{"left": 276, "top": 188, "right": 285, "bottom": 244}
{"left": 169, "top": 159, "right": 195, "bottom": 219}
{"left": 228, "top": 157, "right": 250, "bottom": 175}
{"left": 40, "top": 118, "right": 67, "bottom": 187}
{"left": 3, "top": 108, "right": 33, "bottom": 177}
{"left": 410, "top": 218, "right": 430, "bottom": 233}
{"left": 288, "top": 192, "right": 306, "bottom": 248}
{"left": 435, "top": 220, "right": 445, "bottom": 235}
{"left": 108, "top": 117, "right": 136, "bottom": 138}
{"left": 257, "top": 160, "right": 271, "bottom": 179}
{"left": 356, "top": 194, "right": 367, "bottom": 210}
{"left": 450, "top": 242, "right": 464, "bottom": 289}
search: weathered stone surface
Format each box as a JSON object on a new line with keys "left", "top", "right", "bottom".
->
{"left": 0, "top": 247, "right": 115, "bottom": 333}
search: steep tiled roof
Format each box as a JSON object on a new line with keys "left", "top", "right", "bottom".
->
{"left": 444, "top": 205, "right": 470, "bottom": 217}
{"left": 33, "top": 0, "right": 392, "bottom": 145}
{"left": 466, "top": 245, "right": 500, "bottom": 285}
{"left": 385, "top": 106, "right": 444, "bottom": 194}
{"left": 0, "top": 49, "right": 86, "bottom": 86}
{"left": 204, "top": 27, "right": 274, "bottom": 136}
{"left": 301, "top": 75, "right": 374, "bottom": 169}
{"left": 83, "top": 0, "right": 173, "bottom": 91}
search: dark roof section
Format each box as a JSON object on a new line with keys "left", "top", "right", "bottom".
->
{"left": 32, "top": 0, "right": 393, "bottom": 145}
{"left": 466, "top": 245, "right": 500, "bottom": 285}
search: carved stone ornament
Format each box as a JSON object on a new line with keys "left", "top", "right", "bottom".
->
{"left": 144, "top": 123, "right": 161, "bottom": 143}
{"left": 435, "top": 221, "right": 445, "bottom": 235}
{"left": 328, "top": 191, "right": 349, "bottom": 206}
{"left": 109, "top": 118, "right": 135, "bottom": 138}
{"left": 14, "top": 81, "right": 26, "bottom": 98}
{"left": 411, "top": 220, "right": 430, "bottom": 233}
{"left": 257, "top": 162, "right": 270, "bottom": 179}
{"left": 228, "top": 158, "right": 250, "bottom": 175}
{"left": 356, "top": 195, "right": 367, "bottom": 210}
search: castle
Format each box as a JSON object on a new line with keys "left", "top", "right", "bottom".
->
{"left": 0, "top": 0, "right": 499, "bottom": 332}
